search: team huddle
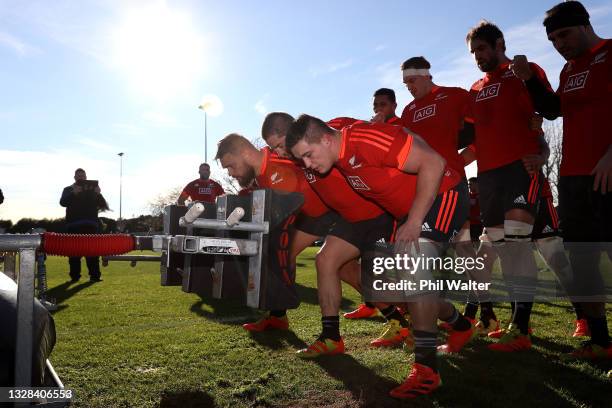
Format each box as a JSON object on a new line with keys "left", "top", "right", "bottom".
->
{"left": 208, "top": 2, "right": 610, "bottom": 399}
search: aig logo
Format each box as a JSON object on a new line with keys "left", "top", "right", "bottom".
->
{"left": 475, "top": 83, "right": 501, "bottom": 101}
{"left": 413, "top": 104, "right": 436, "bottom": 122}
{"left": 564, "top": 71, "right": 589, "bottom": 92}
{"left": 347, "top": 176, "right": 370, "bottom": 190}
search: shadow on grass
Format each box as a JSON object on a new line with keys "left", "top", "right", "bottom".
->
{"left": 435, "top": 341, "right": 612, "bottom": 408}
{"left": 312, "top": 354, "right": 403, "bottom": 407}
{"left": 46, "top": 280, "right": 94, "bottom": 306}
{"left": 248, "top": 330, "right": 308, "bottom": 350}
{"left": 160, "top": 389, "right": 216, "bottom": 408}
{"left": 189, "top": 298, "right": 257, "bottom": 326}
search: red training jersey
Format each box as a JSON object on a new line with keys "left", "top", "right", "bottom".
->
{"left": 334, "top": 122, "right": 461, "bottom": 220}
{"left": 557, "top": 39, "right": 612, "bottom": 176}
{"left": 179, "top": 178, "right": 225, "bottom": 203}
{"left": 402, "top": 85, "right": 470, "bottom": 177}
{"left": 256, "top": 147, "right": 329, "bottom": 218}
{"left": 470, "top": 62, "right": 552, "bottom": 172}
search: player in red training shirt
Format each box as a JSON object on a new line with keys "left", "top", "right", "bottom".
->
{"left": 261, "top": 112, "right": 410, "bottom": 354}
{"left": 509, "top": 0, "right": 612, "bottom": 359}
{"left": 371, "top": 88, "right": 402, "bottom": 125}
{"left": 177, "top": 163, "right": 225, "bottom": 205}
{"left": 215, "top": 133, "right": 332, "bottom": 332}
{"left": 287, "top": 114, "right": 474, "bottom": 399}
{"left": 466, "top": 20, "right": 553, "bottom": 351}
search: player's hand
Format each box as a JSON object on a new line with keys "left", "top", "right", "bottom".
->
{"left": 371, "top": 112, "right": 385, "bottom": 123}
{"left": 529, "top": 114, "right": 543, "bottom": 131}
{"left": 394, "top": 219, "right": 422, "bottom": 255}
{"left": 510, "top": 55, "right": 533, "bottom": 81}
{"left": 591, "top": 148, "right": 612, "bottom": 193}
{"left": 522, "top": 154, "right": 546, "bottom": 175}
{"left": 72, "top": 184, "right": 83, "bottom": 194}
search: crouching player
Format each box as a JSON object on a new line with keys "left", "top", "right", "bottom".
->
{"left": 287, "top": 116, "right": 474, "bottom": 398}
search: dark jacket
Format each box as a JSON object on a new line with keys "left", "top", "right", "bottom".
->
{"left": 60, "top": 186, "right": 106, "bottom": 226}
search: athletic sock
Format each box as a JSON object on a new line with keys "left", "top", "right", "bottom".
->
{"left": 512, "top": 302, "right": 533, "bottom": 335}
{"left": 269, "top": 309, "right": 286, "bottom": 318}
{"left": 464, "top": 302, "right": 479, "bottom": 319}
{"left": 320, "top": 316, "right": 341, "bottom": 341}
{"left": 443, "top": 304, "right": 472, "bottom": 331}
{"left": 573, "top": 303, "right": 585, "bottom": 320}
{"left": 413, "top": 330, "right": 438, "bottom": 372}
{"left": 381, "top": 305, "right": 410, "bottom": 328}
{"left": 587, "top": 317, "right": 611, "bottom": 347}
{"left": 480, "top": 302, "right": 497, "bottom": 323}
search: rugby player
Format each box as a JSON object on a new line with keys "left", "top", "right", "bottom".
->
{"left": 509, "top": 0, "right": 611, "bottom": 358}
{"left": 287, "top": 115, "right": 474, "bottom": 398}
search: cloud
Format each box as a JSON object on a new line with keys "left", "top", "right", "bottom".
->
{"left": 254, "top": 94, "right": 270, "bottom": 115}
{"left": 77, "top": 137, "right": 118, "bottom": 153}
{"left": 374, "top": 44, "right": 387, "bottom": 52}
{"left": 310, "top": 59, "right": 354, "bottom": 77}
{"left": 0, "top": 31, "right": 39, "bottom": 56}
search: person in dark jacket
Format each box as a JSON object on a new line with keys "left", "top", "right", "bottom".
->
{"left": 60, "top": 168, "right": 109, "bottom": 283}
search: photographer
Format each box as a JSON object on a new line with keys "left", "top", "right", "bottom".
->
{"left": 60, "top": 168, "right": 109, "bottom": 283}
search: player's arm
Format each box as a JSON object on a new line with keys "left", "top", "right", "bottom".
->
{"left": 177, "top": 186, "right": 190, "bottom": 206}
{"left": 396, "top": 132, "right": 446, "bottom": 246}
{"left": 592, "top": 145, "right": 612, "bottom": 193}
{"left": 510, "top": 55, "right": 561, "bottom": 120}
{"left": 457, "top": 120, "right": 475, "bottom": 149}
{"left": 522, "top": 125, "right": 549, "bottom": 175}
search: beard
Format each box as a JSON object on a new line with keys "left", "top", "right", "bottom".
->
{"left": 236, "top": 167, "right": 256, "bottom": 188}
{"left": 478, "top": 55, "right": 499, "bottom": 73}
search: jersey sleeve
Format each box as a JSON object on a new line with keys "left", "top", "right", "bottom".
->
{"left": 179, "top": 182, "right": 192, "bottom": 199}
{"left": 327, "top": 117, "right": 362, "bottom": 130}
{"left": 215, "top": 182, "right": 225, "bottom": 195}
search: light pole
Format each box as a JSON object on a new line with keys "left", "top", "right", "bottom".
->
{"left": 118, "top": 152, "right": 124, "bottom": 220}
{"left": 198, "top": 95, "right": 223, "bottom": 163}
{"left": 198, "top": 104, "right": 209, "bottom": 162}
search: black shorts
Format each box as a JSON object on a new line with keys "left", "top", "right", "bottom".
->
{"left": 532, "top": 195, "right": 560, "bottom": 240}
{"left": 417, "top": 181, "right": 470, "bottom": 243}
{"left": 558, "top": 176, "right": 612, "bottom": 243}
{"left": 328, "top": 213, "right": 396, "bottom": 252}
{"left": 478, "top": 160, "right": 542, "bottom": 227}
{"left": 294, "top": 211, "right": 339, "bottom": 237}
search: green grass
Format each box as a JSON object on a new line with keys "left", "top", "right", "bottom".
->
{"left": 37, "top": 248, "right": 612, "bottom": 407}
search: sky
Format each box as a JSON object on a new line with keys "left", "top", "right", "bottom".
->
{"left": 1, "top": 0, "right": 611, "bottom": 222}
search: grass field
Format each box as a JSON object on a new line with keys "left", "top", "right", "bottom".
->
{"left": 37, "top": 248, "right": 612, "bottom": 407}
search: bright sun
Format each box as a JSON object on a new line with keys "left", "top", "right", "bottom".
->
{"left": 111, "top": 3, "right": 206, "bottom": 101}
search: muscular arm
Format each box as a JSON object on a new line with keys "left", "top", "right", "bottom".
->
{"left": 524, "top": 76, "right": 561, "bottom": 120}
{"left": 457, "top": 121, "right": 475, "bottom": 149}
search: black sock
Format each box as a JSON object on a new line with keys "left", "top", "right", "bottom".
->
{"left": 512, "top": 302, "right": 533, "bottom": 335}
{"left": 573, "top": 303, "right": 585, "bottom": 320}
{"left": 587, "top": 317, "right": 611, "bottom": 347}
{"left": 269, "top": 310, "right": 286, "bottom": 318}
{"left": 480, "top": 302, "right": 497, "bottom": 323}
{"left": 320, "top": 316, "right": 341, "bottom": 341}
{"left": 381, "top": 305, "right": 410, "bottom": 328}
{"left": 443, "top": 304, "right": 472, "bottom": 331}
{"left": 413, "top": 330, "right": 438, "bottom": 372}
{"left": 464, "top": 302, "right": 479, "bottom": 319}
{"left": 365, "top": 302, "right": 376, "bottom": 309}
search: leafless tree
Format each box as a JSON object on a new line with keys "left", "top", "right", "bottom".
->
{"left": 147, "top": 186, "right": 184, "bottom": 216}
{"left": 542, "top": 119, "right": 563, "bottom": 203}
